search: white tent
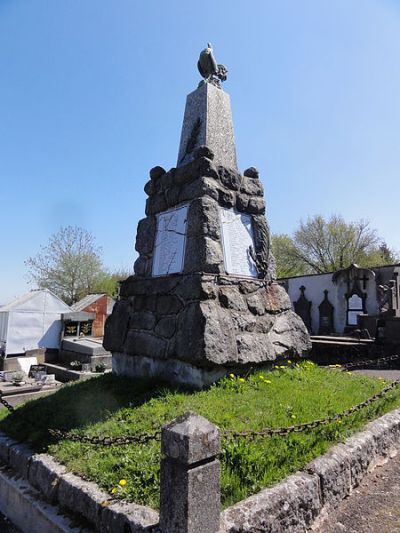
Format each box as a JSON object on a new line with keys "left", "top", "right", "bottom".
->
{"left": 0, "top": 289, "right": 71, "bottom": 356}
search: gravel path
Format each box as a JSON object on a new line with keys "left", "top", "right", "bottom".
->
{"left": 314, "top": 452, "right": 400, "bottom": 532}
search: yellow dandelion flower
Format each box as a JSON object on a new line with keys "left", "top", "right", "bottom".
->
{"left": 239, "top": 378, "right": 245, "bottom": 383}
{"left": 287, "top": 360, "right": 292, "bottom": 365}
{"left": 337, "top": 419, "right": 342, "bottom": 424}
{"left": 259, "top": 374, "right": 264, "bottom": 380}
{"left": 229, "top": 373, "right": 235, "bottom": 379}
{"left": 264, "top": 379, "right": 272, "bottom": 384}
{"left": 346, "top": 372, "right": 352, "bottom": 375}
{"left": 111, "top": 487, "right": 117, "bottom": 494}
{"left": 279, "top": 365, "right": 286, "bottom": 369}
{"left": 291, "top": 414, "right": 297, "bottom": 419}
{"left": 119, "top": 479, "right": 127, "bottom": 487}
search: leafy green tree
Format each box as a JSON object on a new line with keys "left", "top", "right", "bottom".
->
{"left": 25, "top": 226, "right": 105, "bottom": 305}
{"left": 273, "top": 215, "right": 398, "bottom": 277}
{"left": 92, "top": 269, "right": 131, "bottom": 298}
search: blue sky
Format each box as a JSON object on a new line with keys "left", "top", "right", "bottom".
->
{"left": 1, "top": 0, "right": 399, "bottom": 303}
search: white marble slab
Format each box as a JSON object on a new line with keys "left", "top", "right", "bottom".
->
{"left": 152, "top": 205, "right": 188, "bottom": 276}
{"left": 220, "top": 208, "right": 258, "bottom": 278}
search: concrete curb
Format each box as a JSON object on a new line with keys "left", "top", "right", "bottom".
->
{"left": 0, "top": 433, "right": 159, "bottom": 532}
{"left": 1, "top": 408, "right": 400, "bottom": 532}
{"left": 221, "top": 408, "right": 400, "bottom": 532}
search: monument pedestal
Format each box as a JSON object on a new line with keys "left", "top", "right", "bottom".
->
{"left": 104, "top": 81, "right": 311, "bottom": 387}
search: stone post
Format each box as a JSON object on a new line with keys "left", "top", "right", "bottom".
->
{"left": 159, "top": 411, "right": 221, "bottom": 533}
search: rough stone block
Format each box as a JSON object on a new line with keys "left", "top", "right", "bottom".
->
{"left": 145, "top": 192, "right": 167, "bottom": 216}
{"left": 247, "top": 293, "right": 266, "bottom": 315}
{"left": 103, "top": 299, "right": 131, "bottom": 352}
{"left": 221, "top": 472, "right": 321, "bottom": 533}
{"left": 247, "top": 197, "right": 265, "bottom": 214}
{"left": 29, "top": 454, "right": 67, "bottom": 503}
{"left": 125, "top": 330, "right": 167, "bottom": 359}
{"left": 149, "top": 166, "right": 166, "bottom": 180}
{"left": 186, "top": 197, "right": 220, "bottom": 240}
{"left": 218, "top": 166, "right": 242, "bottom": 191}
{"left": 243, "top": 166, "right": 259, "bottom": 179}
{"left": 236, "top": 333, "right": 275, "bottom": 363}
{"left": 161, "top": 412, "right": 220, "bottom": 464}
{"left": 9, "top": 442, "right": 32, "bottom": 479}
{"left": 160, "top": 459, "right": 220, "bottom": 533}
{"left": 339, "top": 434, "right": 377, "bottom": 489}
{"left": 135, "top": 217, "right": 156, "bottom": 255}
{"left": 155, "top": 316, "right": 176, "bottom": 338}
{"left": 58, "top": 472, "right": 109, "bottom": 529}
{"left": 184, "top": 236, "right": 224, "bottom": 274}
{"left": 134, "top": 256, "right": 152, "bottom": 277}
{"left": 240, "top": 176, "right": 264, "bottom": 196}
{"left": 306, "top": 446, "right": 351, "bottom": 509}
{"left": 0, "top": 432, "right": 17, "bottom": 465}
{"left": 100, "top": 501, "right": 159, "bottom": 533}
{"left": 130, "top": 312, "right": 156, "bottom": 331}
{"left": 219, "top": 287, "right": 247, "bottom": 311}
{"left": 179, "top": 177, "right": 219, "bottom": 203}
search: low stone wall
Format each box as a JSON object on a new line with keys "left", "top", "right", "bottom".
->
{"left": 1, "top": 408, "right": 400, "bottom": 532}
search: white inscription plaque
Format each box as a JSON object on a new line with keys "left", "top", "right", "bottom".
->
{"left": 220, "top": 208, "right": 258, "bottom": 278}
{"left": 152, "top": 205, "right": 188, "bottom": 276}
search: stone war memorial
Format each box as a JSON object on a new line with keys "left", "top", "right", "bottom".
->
{"left": 104, "top": 44, "right": 311, "bottom": 387}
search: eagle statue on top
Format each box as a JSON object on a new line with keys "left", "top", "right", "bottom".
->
{"left": 197, "top": 43, "right": 228, "bottom": 88}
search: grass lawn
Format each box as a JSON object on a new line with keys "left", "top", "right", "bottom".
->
{"left": 0, "top": 361, "right": 399, "bottom": 509}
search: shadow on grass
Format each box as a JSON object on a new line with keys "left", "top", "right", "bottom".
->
{"left": 0, "top": 374, "right": 192, "bottom": 452}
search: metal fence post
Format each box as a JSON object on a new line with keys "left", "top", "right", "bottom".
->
{"left": 159, "top": 411, "right": 221, "bottom": 533}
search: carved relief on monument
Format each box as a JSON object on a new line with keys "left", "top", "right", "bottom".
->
{"left": 220, "top": 207, "right": 258, "bottom": 278}
{"left": 152, "top": 204, "right": 189, "bottom": 276}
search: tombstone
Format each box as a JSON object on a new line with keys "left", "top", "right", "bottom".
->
{"left": 318, "top": 290, "right": 335, "bottom": 335}
{"left": 294, "top": 286, "right": 312, "bottom": 333}
{"left": 103, "top": 45, "right": 311, "bottom": 387}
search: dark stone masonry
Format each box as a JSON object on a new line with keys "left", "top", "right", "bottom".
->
{"left": 104, "top": 77, "right": 310, "bottom": 387}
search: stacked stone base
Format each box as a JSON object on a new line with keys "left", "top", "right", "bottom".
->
{"left": 104, "top": 274, "right": 310, "bottom": 387}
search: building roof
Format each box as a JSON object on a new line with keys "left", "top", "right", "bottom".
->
{"left": 71, "top": 294, "right": 108, "bottom": 311}
{"left": 278, "top": 263, "right": 400, "bottom": 282}
{"left": 0, "top": 289, "right": 71, "bottom": 313}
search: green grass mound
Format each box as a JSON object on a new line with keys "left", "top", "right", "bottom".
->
{"left": 0, "top": 361, "right": 399, "bottom": 509}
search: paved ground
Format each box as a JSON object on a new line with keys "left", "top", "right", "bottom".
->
{"left": 315, "top": 451, "right": 400, "bottom": 532}
{"left": 353, "top": 368, "right": 400, "bottom": 381}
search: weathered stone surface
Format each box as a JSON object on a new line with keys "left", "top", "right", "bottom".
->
{"left": 219, "top": 287, "right": 247, "bottom": 311}
{"left": 130, "top": 312, "right": 156, "bottom": 330}
{"left": 9, "top": 442, "right": 32, "bottom": 479}
{"left": 161, "top": 412, "right": 220, "bottom": 464}
{"left": 184, "top": 236, "right": 224, "bottom": 274}
{"left": 174, "top": 156, "right": 219, "bottom": 186}
{"left": 0, "top": 432, "right": 17, "bottom": 465}
{"left": 236, "top": 193, "right": 249, "bottom": 212}
{"left": 221, "top": 472, "right": 321, "bottom": 532}
{"left": 231, "top": 313, "right": 257, "bottom": 333}
{"left": 156, "top": 295, "right": 183, "bottom": 315}
{"left": 29, "top": 454, "right": 67, "bottom": 503}
{"left": 247, "top": 293, "right": 266, "bottom": 315}
{"left": 149, "top": 165, "right": 166, "bottom": 180}
{"left": 100, "top": 500, "right": 159, "bottom": 532}
{"left": 186, "top": 197, "right": 220, "bottom": 240}
{"left": 134, "top": 256, "right": 152, "bottom": 277}
{"left": 240, "top": 176, "right": 264, "bottom": 196}
{"left": 58, "top": 472, "right": 109, "bottom": 529}
{"left": 135, "top": 217, "right": 156, "bottom": 255}
{"left": 134, "top": 294, "right": 157, "bottom": 312}
{"left": 247, "top": 197, "right": 265, "bottom": 214}
{"left": 160, "top": 413, "right": 220, "bottom": 533}
{"left": 193, "top": 145, "right": 214, "bottom": 160}
{"left": 243, "top": 166, "right": 259, "bottom": 179}
{"left": 218, "top": 188, "right": 235, "bottom": 208}
{"left": 145, "top": 192, "right": 167, "bottom": 216}
{"left": 155, "top": 316, "right": 176, "bottom": 338}
{"left": 264, "top": 283, "right": 292, "bottom": 312}
{"left": 218, "top": 166, "right": 242, "bottom": 191}
{"left": 143, "top": 180, "right": 154, "bottom": 196}
{"left": 307, "top": 446, "right": 351, "bottom": 509}
{"left": 125, "top": 330, "right": 167, "bottom": 359}
{"left": 236, "top": 333, "right": 275, "bottom": 363}
{"left": 165, "top": 186, "right": 180, "bottom": 207}
{"left": 202, "top": 302, "right": 238, "bottom": 365}
{"left": 177, "top": 83, "right": 237, "bottom": 169}
{"left": 179, "top": 177, "right": 219, "bottom": 203}
{"left": 269, "top": 311, "right": 311, "bottom": 356}
{"left": 103, "top": 299, "right": 131, "bottom": 352}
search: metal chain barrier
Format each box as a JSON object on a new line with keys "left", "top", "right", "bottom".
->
{"left": 339, "top": 353, "right": 400, "bottom": 371}
{"left": 48, "top": 428, "right": 160, "bottom": 446}
{"left": 0, "top": 392, "right": 15, "bottom": 413}
{"left": 222, "top": 377, "right": 400, "bottom": 441}
{"left": 2, "top": 354, "right": 399, "bottom": 445}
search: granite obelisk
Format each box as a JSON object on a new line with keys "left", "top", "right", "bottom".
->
{"left": 104, "top": 45, "right": 311, "bottom": 387}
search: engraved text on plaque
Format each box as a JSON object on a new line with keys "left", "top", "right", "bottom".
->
{"left": 152, "top": 205, "right": 188, "bottom": 276}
